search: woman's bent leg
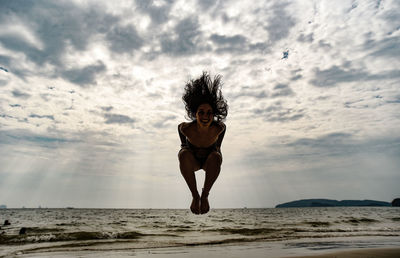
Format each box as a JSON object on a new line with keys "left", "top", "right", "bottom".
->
{"left": 178, "top": 149, "right": 201, "bottom": 214}
{"left": 201, "top": 151, "right": 222, "bottom": 214}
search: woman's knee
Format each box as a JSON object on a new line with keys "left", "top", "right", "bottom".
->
{"left": 178, "top": 149, "right": 200, "bottom": 172}
{"left": 178, "top": 148, "right": 193, "bottom": 162}
{"left": 206, "top": 151, "right": 222, "bottom": 166}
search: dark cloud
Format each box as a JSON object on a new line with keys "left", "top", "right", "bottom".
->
{"left": 147, "top": 92, "right": 163, "bottom": 99}
{"left": 271, "top": 84, "right": 294, "bottom": 98}
{"left": 231, "top": 90, "right": 268, "bottom": 99}
{"left": 264, "top": 2, "right": 296, "bottom": 43}
{"left": 247, "top": 133, "right": 400, "bottom": 172}
{"left": 285, "top": 133, "right": 400, "bottom": 158}
{"left": 160, "top": 17, "right": 204, "bottom": 56}
{"left": 104, "top": 113, "right": 135, "bottom": 125}
{"left": 197, "top": 0, "right": 217, "bottom": 10}
{"left": 0, "top": 80, "right": 8, "bottom": 87}
{"left": 253, "top": 101, "right": 304, "bottom": 122}
{"left": 0, "top": 129, "right": 78, "bottom": 148}
{"left": 309, "top": 66, "right": 400, "bottom": 87}
{"left": 135, "top": 0, "right": 173, "bottom": 25}
{"left": 289, "top": 132, "right": 352, "bottom": 149}
{"left": 0, "top": 1, "right": 122, "bottom": 83}
{"left": 318, "top": 40, "right": 332, "bottom": 50}
{"left": 365, "top": 36, "right": 400, "bottom": 58}
{"left": 210, "top": 34, "right": 246, "bottom": 47}
{"left": 0, "top": 2, "right": 104, "bottom": 66}
{"left": 106, "top": 25, "right": 144, "bottom": 54}
{"left": 101, "top": 106, "right": 113, "bottom": 112}
{"left": 386, "top": 95, "right": 400, "bottom": 104}
{"left": 297, "top": 33, "right": 314, "bottom": 43}
{"left": 12, "top": 89, "right": 31, "bottom": 99}
{"left": 153, "top": 115, "right": 177, "bottom": 128}
{"left": 61, "top": 61, "right": 106, "bottom": 86}
{"left": 29, "top": 114, "right": 55, "bottom": 120}
{"left": 210, "top": 33, "right": 267, "bottom": 54}
{"left": 0, "top": 55, "right": 11, "bottom": 67}
{"left": 290, "top": 75, "right": 302, "bottom": 81}
{"left": 0, "top": 114, "right": 14, "bottom": 119}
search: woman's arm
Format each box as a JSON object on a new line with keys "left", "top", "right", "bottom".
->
{"left": 215, "top": 123, "right": 226, "bottom": 151}
{"left": 178, "top": 123, "right": 188, "bottom": 148}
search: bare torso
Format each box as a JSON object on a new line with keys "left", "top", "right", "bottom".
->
{"left": 179, "top": 121, "right": 225, "bottom": 148}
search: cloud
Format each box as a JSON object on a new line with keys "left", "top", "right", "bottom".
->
{"left": 253, "top": 101, "right": 304, "bottom": 122}
{"left": 135, "top": 0, "right": 172, "bottom": 25}
{"left": 0, "top": 1, "right": 118, "bottom": 80}
{"left": 101, "top": 106, "right": 113, "bottom": 112}
{"left": 318, "top": 40, "right": 332, "bottom": 50}
{"left": 61, "top": 61, "right": 106, "bottom": 86}
{"left": 12, "top": 89, "right": 31, "bottom": 99}
{"left": 289, "top": 132, "right": 352, "bottom": 149}
{"left": 0, "top": 129, "right": 78, "bottom": 148}
{"left": 297, "top": 33, "right": 314, "bottom": 43}
{"left": 160, "top": 17, "right": 205, "bottom": 56}
{"left": 309, "top": 66, "right": 400, "bottom": 87}
{"left": 104, "top": 113, "right": 136, "bottom": 125}
{"left": 0, "top": 55, "right": 11, "bottom": 67}
{"left": 210, "top": 33, "right": 267, "bottom": 54}
{"left": 290, "top": 75, "right": 302, "bottom": 81}
{"left": 153, "top": 115, "right": 177, "bottom": 128}
{"left": 365, "top": 36, "right": 400, "bottom": 58}
{"left": 229, "top": 86, "right": 268, "bottom": 100}
{"left": 0, "top": 80, "right": 8, "bottom": 87}
{"left": 285, "top": 133, "right": 400, "bottom": 159}
{"left": 106, "top": 25, "right": 144, "bottom": 54}
{"left": 271, "top": 84, "right": 295, "bottom": 98}
{"left": 264, "top": 2, "right": 296, "bottom": 43}
{"left": 197, "top": 0, "right": 218, "bottom": 10}
{"left": 29, "top": 114, "right": 55, "bottom": 120}
{"left": 210, "top": 34, "right": 246, "bottom": 52}
{"left": 244, "top": 132, "right": 400, "bottom": 173}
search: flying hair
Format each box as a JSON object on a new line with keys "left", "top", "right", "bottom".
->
{"left": 182, "top": 71, "right": 228, "bottom": 122}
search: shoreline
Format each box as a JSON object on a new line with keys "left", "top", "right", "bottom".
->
{"left": 8, "top": 236, "right": 400, "bottom": 258}
{"left": 286, "top": 248, "right": 400, "bottom": 258}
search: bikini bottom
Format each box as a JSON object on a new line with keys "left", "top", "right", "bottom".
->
{"left": 179, "top": 146, "right": 221, "bottom": 169}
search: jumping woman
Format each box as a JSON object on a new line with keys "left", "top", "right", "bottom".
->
{"left": 178, "top": 72, "right": 228, "bottom": 214}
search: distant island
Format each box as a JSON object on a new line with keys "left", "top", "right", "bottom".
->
{"left": 0, "top": 205, "right": 6, "bottom": 209}
{"left": 275, "top": 199, "right": 391, "bottom": 208}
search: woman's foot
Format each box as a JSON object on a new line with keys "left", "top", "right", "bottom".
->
{"left": 190, "top": 195, "right": 200, "bottom": 214}
{"left": 200, "top": 190, "right": 210, "bottom": 214}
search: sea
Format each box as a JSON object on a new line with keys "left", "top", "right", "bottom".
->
{"left": 1, "top": 207, "right": 399, "bottom": 257}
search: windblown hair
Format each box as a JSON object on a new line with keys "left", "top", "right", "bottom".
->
{"left": 182, "top": 72, "right": 228, "bottom": 122}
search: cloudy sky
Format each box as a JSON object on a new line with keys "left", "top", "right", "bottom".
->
{"left": 0, "top": 0, "right": 399, "bottom": 208}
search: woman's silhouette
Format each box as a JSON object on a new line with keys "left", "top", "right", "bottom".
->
{"left": 178, "top": 72, "right": 228, "bottom": 214}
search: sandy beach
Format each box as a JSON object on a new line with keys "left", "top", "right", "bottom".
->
{"left": 14, "top": 245, "right": 400, "bottom": 258}
{"left": 287, "top": 248, "right": 400, "bottom": 258}
{"left": 11, "top": 236, "right": 400, "bottom": 258}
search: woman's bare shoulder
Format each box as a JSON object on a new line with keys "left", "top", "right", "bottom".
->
{"left": 214, "top": 121, "right": 226, "bottom": 134}
{"left": 179, "top": 121, "right": 194, "bottom": 133}
{"left": 216, "top": 121, "right": 226, "bottom": 130}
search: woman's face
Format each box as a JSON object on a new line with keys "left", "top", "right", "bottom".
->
{"left": 196, "top": 103, "right": 213, "bottom": 128}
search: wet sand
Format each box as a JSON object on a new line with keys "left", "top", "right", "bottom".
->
{"left": 16, "top": 246, "right": 400, "bottom": 258}
{"left": 286, "top": 248, "right": 400, "bottom": 258}
{"left": 12, "top": 237, "right": 400, "bottom": 258}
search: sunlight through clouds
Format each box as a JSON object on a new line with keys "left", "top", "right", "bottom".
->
{"left": 0, "top": 0, "right": 399, "bottom": 208}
